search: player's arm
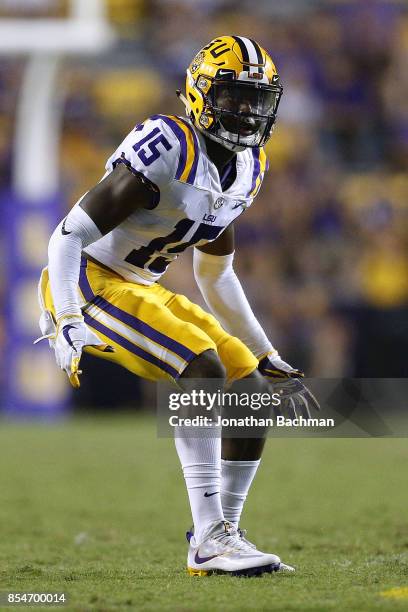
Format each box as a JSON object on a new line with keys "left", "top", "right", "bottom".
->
{"left": 78, "top": 162, "right": 159, "bottom": 234}
{"left": 44, "top": 163, "right": 156, "bottom": 386}
{"left": 194, "top": 224, "right": 273, "bottom": 357}
{"left": 49, "top": 163, "right": 155, "bottom": 319}
{"left": 194, "top": 226, "right": 319, "bottom": 413}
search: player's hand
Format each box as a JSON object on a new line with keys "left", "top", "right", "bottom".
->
{"left": 35, "top": 313, "right": 114, "bottom": 388}
{"left": 54, "top": 314, "right": 114, "bottom": 388}
{"left": 258, "top": 350, "right": 320, "bottom": 418}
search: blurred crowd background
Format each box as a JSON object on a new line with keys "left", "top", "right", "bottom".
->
{"left": 0, "top": 0, "right": 407, "bottom": 410}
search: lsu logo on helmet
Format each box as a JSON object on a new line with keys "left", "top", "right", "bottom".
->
{"left": 181, "top": 35, "right": 283, "bottom": 151}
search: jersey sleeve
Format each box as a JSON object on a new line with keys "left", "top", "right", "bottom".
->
{"left": 105, "top": 116, "right": 181, "bottom": 191}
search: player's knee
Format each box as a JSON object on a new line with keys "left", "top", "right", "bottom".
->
{"left": 181, "top": 349, "right": 225, "bottom": 380}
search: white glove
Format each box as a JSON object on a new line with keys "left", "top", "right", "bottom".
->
{"left": 35, "top": 312, "right": 114, "bottom": 388}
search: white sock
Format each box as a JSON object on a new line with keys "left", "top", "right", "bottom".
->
{"left": 221, "top": 459, "right": 261, "bottom": 526}
{"left": 175, "top": 426, "right": 224, "bottom": 543}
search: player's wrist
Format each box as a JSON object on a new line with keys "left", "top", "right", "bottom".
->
{"left": 256, "top": 346, "right": 278, "bottom": 361}
{"left": 56, "top": 313, "right": 84, "bottom": 333}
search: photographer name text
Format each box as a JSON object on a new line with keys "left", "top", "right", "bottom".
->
{"left": 168, "top": 415, "right": 335, "bottom": 428}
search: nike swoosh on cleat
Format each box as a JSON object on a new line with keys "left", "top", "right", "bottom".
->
{"left": 61, "top": 218, "right": 72, "bottom": 235}
{"left": 203, "top": 492, "right": 219, "bottom": 497}
{"left": 194, "top": 551, "right": 219, "bottom": 564}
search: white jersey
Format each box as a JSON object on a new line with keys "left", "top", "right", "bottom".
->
{"left": 84, "top": 114, "right": 268, "bottom": 285}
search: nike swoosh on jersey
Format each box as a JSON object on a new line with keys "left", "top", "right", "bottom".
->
{"left": 203, "top": 491, "right": 219, "bottom": 497}
{"left": 194, "top": 551, "right": 220, "bottom": 564}
{"left": 61, "top": 218, "right": 72, "bottom": 235}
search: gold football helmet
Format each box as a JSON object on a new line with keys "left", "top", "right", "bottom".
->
{"left": 180, "top": 35, "right": 283, "bottom": 151}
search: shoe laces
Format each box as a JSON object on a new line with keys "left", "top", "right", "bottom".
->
{"left": 238, "top": 528, "right": 257, "bottom": 549}
{"left": 212, "top": 522, "right": 257, "bottom": 554}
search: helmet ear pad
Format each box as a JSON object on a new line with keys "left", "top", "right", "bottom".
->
{"left": 185, "top": 71, "right": 216, "bottom": 132}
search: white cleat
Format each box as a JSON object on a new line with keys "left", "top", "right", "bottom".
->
{"left": 187, "top": 521, "right": 281, "bottom": 577}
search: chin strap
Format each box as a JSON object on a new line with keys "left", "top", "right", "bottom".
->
{"left": 176, "top": 90, "right": 190, "bottom": 115}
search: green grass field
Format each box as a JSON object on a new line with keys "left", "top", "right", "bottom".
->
{"left": 0, "top": 413, "right": 407, "bottom": 612}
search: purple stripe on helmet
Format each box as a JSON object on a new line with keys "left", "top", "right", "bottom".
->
{"left": 176, "top": 116, "right": 199, "bottom": 184}
{"left": 247, "top": 148, "right": 261, "bottom": 196}
{"left": 151, "top": 114, "right": 187, "bottom": 180}
{"left": 79, "top": 257, "right": 94, "bottom": 302}
{"left": 83, "top": 312, "right": 181, "bottom": 379}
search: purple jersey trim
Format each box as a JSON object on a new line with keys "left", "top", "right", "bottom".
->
{"left": 176, "top": 116, "right": 200, "bottom": 185}
{"left": 151, "top": 114, "right": 187, "bottom": 181}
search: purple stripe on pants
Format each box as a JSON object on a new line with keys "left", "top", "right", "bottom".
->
{"left": 92, "top": 294, "right": 196, "bottom": 363}
{"left": 83, "top": 312, "right": 181, "bottom": 379}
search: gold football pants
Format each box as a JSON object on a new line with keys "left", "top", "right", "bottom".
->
{"left": 40, "top": 257, "right": 258, "bottom": 382}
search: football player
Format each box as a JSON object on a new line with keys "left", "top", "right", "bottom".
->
{"left": 36, "top": 36, "right": 319, "bottom": 576}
